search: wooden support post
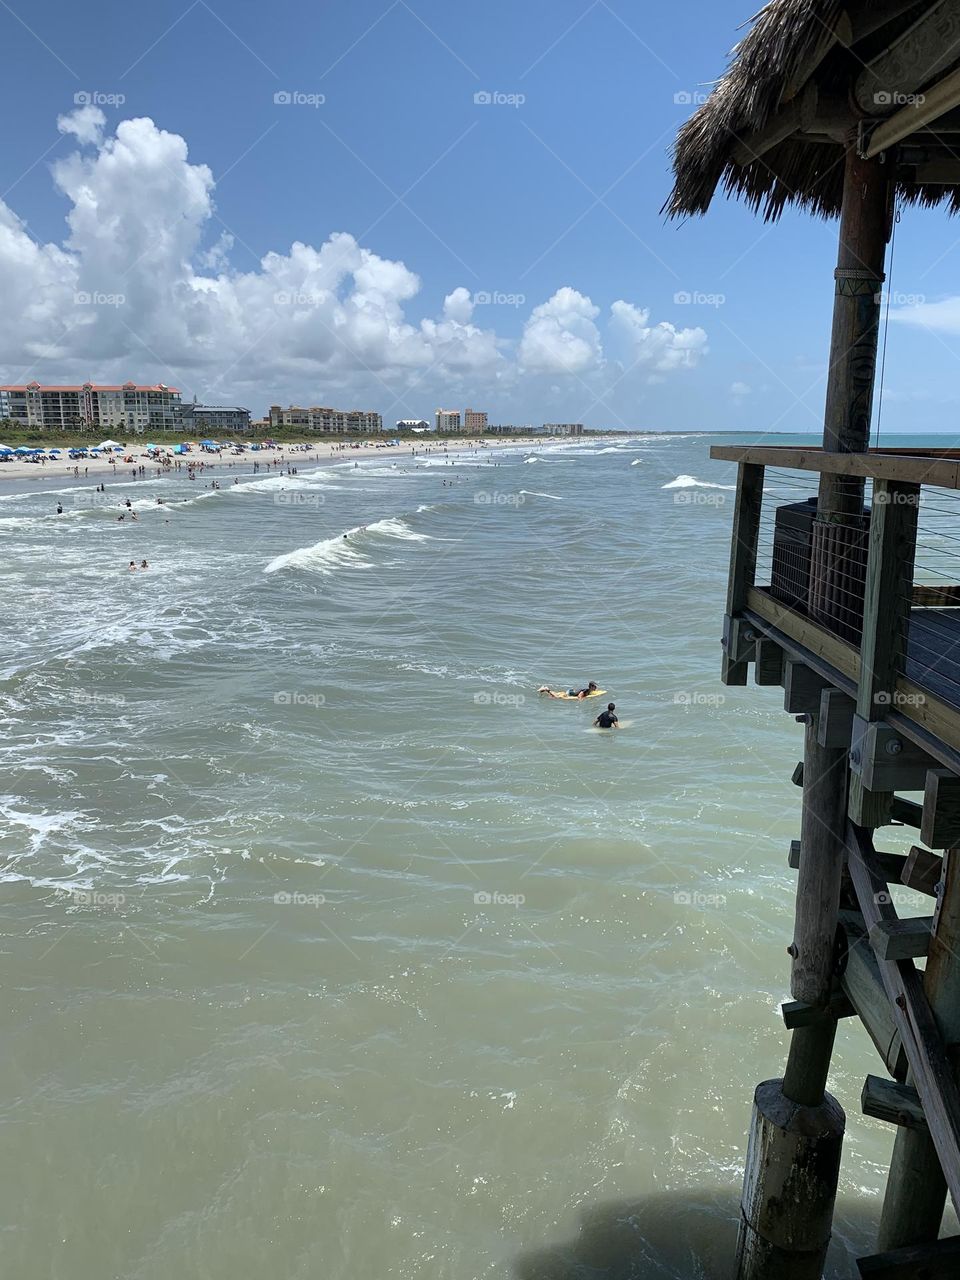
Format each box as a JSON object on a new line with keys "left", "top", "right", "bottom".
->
{"left": 736, "top": 149, "right": 888, "bottom": 1280}
{"left": 722, "top": 462, "right": 765, "bottom": 686}
{"left": 791, "top": 718, "right": 848, "bottom": 1005}
{"left": 902, "top": 845, "right": 943, "bottom": 897}
{"left": 838, "top": 912, "right": 908, "bottom": 1080}
{"left": 858, "top": 1236, "right": 960, "bottom": 1278}
{"left": 735, "top": 1080, "right": 844, "bottom": 1280}
{"left": 879, "top": 849, "right": 960, "bottom": 1250}
{"left": 848, "top": 477, "right": 921, "bottom": 827}
{"left": 817, "top": 688, "right": 856, "bottom": 749}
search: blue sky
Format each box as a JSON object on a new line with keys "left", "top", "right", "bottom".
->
{"left": 1, "top": 0, "right": 958, "bottom": 432}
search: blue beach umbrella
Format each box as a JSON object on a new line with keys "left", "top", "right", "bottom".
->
{"left": 0, "top": 446, "right": 13, "bottom": 454}
{"left": 14, "top": 446, "right": 32, "bottom": 454}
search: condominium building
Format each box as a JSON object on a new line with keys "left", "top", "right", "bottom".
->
{"left": 268, "top": 405, "right": 383, "bottom": 434}
{"left": 463, "top": 409, "right": 488, "bottom": 433}
{"left": 180, "top": 403, "right": 252, "bottom": 434}
{"left": 542, "top": 423, "right": 585, "bottom": 436}
{"left": 435, "top": 408, "right": 461, "bottom": 432}
{"left": 0, "top": 382, "right": 183, "bottom": 432}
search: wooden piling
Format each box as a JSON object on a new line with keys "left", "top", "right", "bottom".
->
{"left": 879, "top": 849, "right": 960, "bottom": 1250}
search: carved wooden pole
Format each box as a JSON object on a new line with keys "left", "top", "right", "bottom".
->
{"left": 736, "top": 147, "right": 891, "bottom": 1280}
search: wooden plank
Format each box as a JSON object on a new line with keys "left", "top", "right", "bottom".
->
{"left": 746, "top": 588, "right": 861, "bottom": 683}
{"left": 847, "top": 825, "right": 960, "bottom": 1220}
{"left": 838, "top": 910, "right": 908, "bottom": 1081}
{"left": 922, "top": 769, "right": 960, "bottom": 849}
{"left": 721, "top": 462, "right": 764, "bottom": 686}
{"left": 855, "top": 0, "right": 960, "bottom": 115}
{"left": 891, "top": 796, "right": 923, "bottom": 828}
{"left": 858, "top": 1235, "right": 960, "bottom": 1278}
{"left": 782, "top": 992, "right": 855, "bottom": 1028}
{"left": 869, "top": 917, "right": 933, "bottom": 961}
{"left": 861, "top": 1075, "right": 927, "bottom": 1130}
{"left": 745, "top": 588, "right": 960, "bottom": 763}
{"left": 902, "top": 845, "right": 944, "bottom": 896}
{"left": 708, "top": 445, "right": 960, "bottom": 490}
{"left": 849, "top": 479, "right": 920, "bottom": 827}
{"left": 788, "top": 838, "right": 801, "bottom": 870}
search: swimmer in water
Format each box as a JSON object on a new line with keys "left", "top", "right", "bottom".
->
{"left": 593, "top": 703, "right": 619, "bottom": 729}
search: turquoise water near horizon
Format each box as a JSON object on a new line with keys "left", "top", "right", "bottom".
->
{"left": 1, "top": 431, "right": 957, "bottom": 1279}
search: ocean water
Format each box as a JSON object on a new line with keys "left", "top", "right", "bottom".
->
{"left": 0, "top": 432, "right": 947, "bottom": 1279}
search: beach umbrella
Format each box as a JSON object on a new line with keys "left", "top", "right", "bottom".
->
{"left": 48, "top": 447, "right": 62, "bottom": 453}
{"left": 14, "top": 446, "right": 32, "bottom": 454}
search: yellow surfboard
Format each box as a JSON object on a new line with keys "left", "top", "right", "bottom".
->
{"left": 543, "top": 688, "right": 607, "bottom": 700}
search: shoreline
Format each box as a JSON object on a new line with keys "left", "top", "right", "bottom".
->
{"left": 0, "top": 433, "right": 621, "bottom": 491}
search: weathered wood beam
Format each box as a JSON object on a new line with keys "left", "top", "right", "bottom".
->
{"left": 818, "top": 688, "right": 856, "bottom": 748}
{"left": 848, "top": 827, "right": 960, "bottom": 1227}
{"left": 900, "top": 160, "right": 960, "bottom": 183}
{"left": 721, "top": 462, "right": 764, "bottom": 686}
{"left": 855, "top": 0, "right": 960, "bottom": 116}
{"left": 781, "top": 991, "right": 855, "bottom": 1028}
{"left": 838, "top": 910, "right": 908, "bottom": 1080}
{"left": 864, "top": 64, "right": 960, "bottom": 157}
{"left": 858, "top": 1236, "right": 960, "bottom": 1278}
{"left": 848, "top": 478, "right": 921, "bottom": 826}
{"left": 862, "top": 1075, "right": 927, "bottom": 1130}
{"left": 753, "top": 637, "right": 784, "bottom": 686}
{"left": 902, "top": 844, "right": 944, "bottom": 896}
{"left": 784, "top": 660, "right": 831, "bottom": 715}
{"left": 870, "top": 916, "right": 933, "bottom": 960}
{"left": 708, "top": 445, "right": 960, "bottom": 490}
{"left": 922, "top": 769, "right": 960, "bottom": 848}
{"left": 891, "top": 795, "right": 923, "bottom": 828}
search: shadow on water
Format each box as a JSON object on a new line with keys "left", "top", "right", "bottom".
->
{"left": 513, "top": 1189, "right": 882, "bottom": 1280}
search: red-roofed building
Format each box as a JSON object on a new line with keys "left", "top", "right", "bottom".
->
{"left": 0, "top": 382, "right": 184, "bottom": 433}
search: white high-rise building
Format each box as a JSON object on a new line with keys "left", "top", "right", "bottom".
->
{"left": 435, "top": 408, "right": 461, "bottom": 432}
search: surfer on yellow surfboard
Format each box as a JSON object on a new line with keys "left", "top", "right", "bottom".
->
{"left": 538, "top": 681, "right": 604, "bottom": 700}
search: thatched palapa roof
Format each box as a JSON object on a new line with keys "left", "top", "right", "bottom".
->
{"left": 666, "top": 0, "right": 960, "bottom": 222}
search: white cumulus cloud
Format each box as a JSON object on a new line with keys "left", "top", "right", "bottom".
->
{"left": 518, "top": 287, "right": 603, "bottom": 374}
{"left": 0, "top": 112, "right": 709, "bottom": 411}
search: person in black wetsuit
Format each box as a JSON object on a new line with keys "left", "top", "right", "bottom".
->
{"left": 594, "top": 703, "right": 619, "bottom": 729}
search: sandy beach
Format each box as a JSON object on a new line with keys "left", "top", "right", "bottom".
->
{"left": 0, "top": 433, "right": 617, "bottom": 487}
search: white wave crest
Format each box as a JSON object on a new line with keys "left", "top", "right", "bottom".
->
{"left": 662, "top": 474, "right": 736, "bottom": 491}
{"left": 518, "top": 490, "right": 562, "bottom": 500}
